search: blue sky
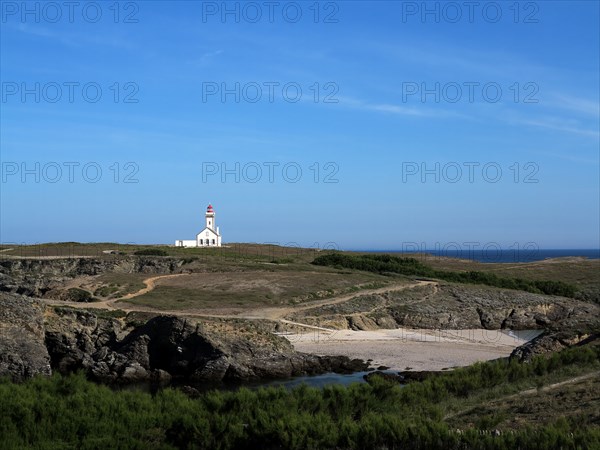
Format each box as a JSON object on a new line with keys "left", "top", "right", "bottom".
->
{"left": 1, "top": 1, "right": 598, "bottom": 250}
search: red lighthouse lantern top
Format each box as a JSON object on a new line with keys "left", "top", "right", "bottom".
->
{"left": 207, "top": 204, "right": 214, "bottom": 212}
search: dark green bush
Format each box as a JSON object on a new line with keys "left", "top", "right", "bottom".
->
{"left": 65, "top": 288, "right": 94, "bottom": 302}
{"left": 312, "top": 253, "right": 578, "bottom": 298}
{"left": 134, "top": 248, "right": 168, "bottom": 256}
{"left": 0, "top": 345, "right": 598, "bottom": 449}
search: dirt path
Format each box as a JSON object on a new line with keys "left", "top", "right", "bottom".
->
{"left": 122, "top": 280, "right": 435, "bottom": 331}
{"left": 38, "top": 276, "right": 535, "bottom": 371}
{"left": 444, "top": 370, "right": 600, "bottom": 420}
{"left": 278, "top": 319, "right": 337, "bottom": 332}
{"left": 119, "top": 273, "right": 189, "bottom": 300}
{"left": 40, "top": 273, "right": 190, "bottom": 312}
{"left": 41, "top": 275, "right": 435, "bottom": 332}
{"left": 501, "top": 371, "right": 599, "bottom": 398}
{"left": 293, "top": 280, "right": 434, "bottom": 314}
{"left": 116, "top": 279, "right": 436, "bottom": 334}
{"left": 223, "top": 280, "right": 436, "bottom": 323}
{"left": 1, "top": 255, "right": 98, "bottom": 260}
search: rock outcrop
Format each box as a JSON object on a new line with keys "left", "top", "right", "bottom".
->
{"left": 0, "top": 257, "right": 185, "bottom": 297}
{"left": 2, "top": 259, "right": 598, "bottom": 382}
{"left": 287, "top": 284, "right": 600, "bottom": 333}
{"left": 0, "top": 293, "right": 51, "bottom": 380}
{"left": 510, "top": 331, "right": 598, "bottom": 362}
{"left": 1, "top": 293, "right": 367, "bottom": 383}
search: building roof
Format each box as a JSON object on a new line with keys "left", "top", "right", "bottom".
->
{"left": 196, "top": 226, "right": 220, "bottom": 238}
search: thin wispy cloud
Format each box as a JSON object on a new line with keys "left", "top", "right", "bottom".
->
{"left": 3, "top": 1, "right": 598, "bottom": 248}
{"left": 548, "top": 94, "right": 600, "bottom": 117}
{"left": 197, "top": 49, "right": 224, "bottom": 65}
{"left": 523, "top": 118, "right": 600, "bottom": 139}
{"left": 342, "top": 94, "right": 599, "bottom": 139}
{"left": 10, "top": 23, "right": 137, "bottom": 50}
{"left": 535, "top": 150, "right": 599, "bottom": 165}
{"left": 498, "top": 106, "right": 599, "bottom": 139}
{"left": 338, "top": 95, "right": 471, "bottom": 119}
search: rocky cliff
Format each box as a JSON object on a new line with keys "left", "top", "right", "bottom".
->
{"left": 510, "top": 331, "right": 599, "bottom": 361}
{"left": 2, "top": 258, "right": 598, "bottom": 382}
{"left": 0, "top": 293, "right": 366, "bottom": 383}
{"left": 285, "top": 283, "right": 600, "bottom": 362}
{"left": 0, "top": 257, "right": 185, "bottom": 297}
{"left": 286, "top": 283, "right": 600, "bottom": 333}
{"left": 0, "top": 294, "right": 51, "bottom": 380}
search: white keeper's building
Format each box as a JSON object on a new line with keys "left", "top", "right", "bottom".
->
{"left": 175, "top": 204, "right": 222, "bottom": 247}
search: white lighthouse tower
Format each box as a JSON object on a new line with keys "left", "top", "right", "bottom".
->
{"left": 205, "top": 204, "right": 215, "bottom": 230}
{"left": 174, "top": 204, "right": 222, "bottom": 247}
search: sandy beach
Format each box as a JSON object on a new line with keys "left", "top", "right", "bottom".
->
{"left": 285, "top": 328, "right": 538, "bottom": 371}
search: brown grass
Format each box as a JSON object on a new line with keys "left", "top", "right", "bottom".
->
{"left": 118, "top": 269, "right": 392, "bottom": 311}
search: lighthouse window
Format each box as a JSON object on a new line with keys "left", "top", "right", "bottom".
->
{"left": 199, "top": 239, "right": 203, "bottom": 245}
{"left": 212, "top": 239, "right": 215, "bottom": 244}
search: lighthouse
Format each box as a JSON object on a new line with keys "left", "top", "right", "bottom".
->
{"left": 174, "top": 204, "right": 222, "bottom": 247}
{"left": 205, "top": 204, "right": 215, "bottom": 230}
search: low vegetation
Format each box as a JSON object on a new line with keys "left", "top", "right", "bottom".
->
{"left": 0, "top": 242, "right": 320, "bottom": 264}
{"left": 313, "top": 254, "right": 578, "bottom": 298}
{"left": 1, "top": 345, "right": 599, "bottom": 449}
{"left": 65, "top": 287, "right": 95, "bottom": 303}
{"left": 53, "top": 306, "right": 129, "bottom": 321}
{"left": 134, "top": 248, "right": 169, "bottom": 256}
{"left": 120, "top": 270, "right": 392, "bottom": 311}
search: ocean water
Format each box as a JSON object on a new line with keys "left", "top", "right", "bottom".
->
{"left": 258, "top": 371, "right": 375, "bottom": 389}
{"left": 364, "top": 249, "right": 600, "bottom": 263}
{"left": 119, "top": 329, "right": 544, "bottom": 393}
{"left": 119, "top": 371, "right": 378, "bottom": 394}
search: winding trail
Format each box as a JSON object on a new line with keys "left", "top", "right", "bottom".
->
{"left": 40, "top": 273, "right": 436, "bottom": 332}
{"left": 238, "top": 280, "right": 435, "bottom": 322}
{"left": 36, "top": 274, "right": 533, "bottom": 371}
{"left": 443, "top": 370, "right": 600, "bottom": 421}
{"left": 119, "top": 273, "right": 190, "bottom": 300}
{"left": 41, "top": 273, "right": 189, "bottom": 312}
{"left": 507, "top": 370, "right": 600, "bottom": 397}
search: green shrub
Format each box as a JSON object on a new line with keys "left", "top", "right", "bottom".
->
{"left": 0, "top": 381, "right": 593, "bottom": 450}
{"left": 0, "top": 345, "right": 598, "bottom": 449}
{"left": 312, "top": 253, "right": 578, "bottom": 298}
{"left": 65, "top": 288, "right": 94, "bottom": 302}
{"left": 134, "top": 248, "right": 168, "bottom": 256}
{"left": 93, "top": 285, "right": 120, "bottom": 297}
